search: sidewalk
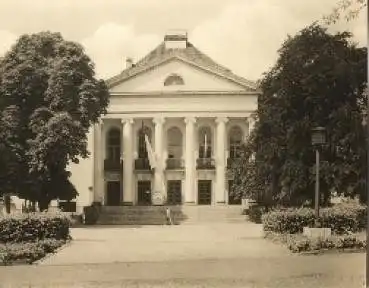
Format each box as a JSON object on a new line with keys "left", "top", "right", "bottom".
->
{"left": 39, "top": 223, "right": 288, "bottom": 265}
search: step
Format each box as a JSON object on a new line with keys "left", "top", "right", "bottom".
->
{"left": 96, "top": 205, "right": 246, "bottom": 225}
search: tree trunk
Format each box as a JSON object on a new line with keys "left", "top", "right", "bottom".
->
{"left": 38, "top": 198, "right": 50, "bottom": 212}
{"left": 4, "top": 195, "right": 11, "bottom": 214}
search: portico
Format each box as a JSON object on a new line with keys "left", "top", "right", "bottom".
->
{"left": 93, "top": 115, "right": 253, "bottom": 206}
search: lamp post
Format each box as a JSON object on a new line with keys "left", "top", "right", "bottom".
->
{"left": 311, "top": 126, "right": 326, "bottom": 228}
{"left": 366, "top": 88, "right": 369, "bottom": 288}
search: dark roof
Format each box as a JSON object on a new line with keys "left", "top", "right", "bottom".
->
{"left": 106, "top": 41, "right": 257, "bottom": 90}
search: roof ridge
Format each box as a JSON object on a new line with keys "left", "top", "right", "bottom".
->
{"left": 188, "top": 44, "right": 232, "bottom": 73}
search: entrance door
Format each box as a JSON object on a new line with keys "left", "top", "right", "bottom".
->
{"left": 167, "top": 180, "right": 182, "bottom": 205}
{"left": 198, "top": 180, "right": 212, "bottom": 205}
{"left": 106, "top": 181, "right": 121, "bottom": 206}
{"left": 137, "top": 180, "right": 152, "bottom": 205}
{"left": 228, "top": 180, "right": 241, "bottom": 205}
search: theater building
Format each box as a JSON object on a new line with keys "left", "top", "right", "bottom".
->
{"left": 69, "top": 32, "right": 260, "bottom": 212}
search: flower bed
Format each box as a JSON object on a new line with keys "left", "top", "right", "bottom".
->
{"left": 261, "top": 203, "right": 366, "bottom": 254}
{"left": 264, "top": 231, "right": 366, "bottom": 254}
{"left": 0, "top": 239, "right": 67, "bottom": 265}
{"left": 262, "top": 203, "right": 366, "bottom": 235}
{"left": 0, "top": 212, "right": 71, "bottom": 265}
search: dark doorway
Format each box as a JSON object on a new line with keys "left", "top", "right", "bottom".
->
{"left": 106, "top": 181, "right": 121, "bottom": 206}
{"left": 167, "top": 180, "right": 182, "bottom": 205}
{"left": 198, "top": 180, "right": 212, "bottom": 205}
{"left": 137, "top": 180, "right": 152, "bottom": 205}
{"left": 228, "top": 180, "right": 241, "bottom": 205}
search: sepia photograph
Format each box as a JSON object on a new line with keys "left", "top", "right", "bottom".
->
{"left": 0, "top": 0, "right": 367, "bottom": 287}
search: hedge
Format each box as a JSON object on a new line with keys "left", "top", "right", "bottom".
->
{"left": 0, "top": 212, "right": 71, "bottom": 243}
{"left": 262, "top": 203, "right": 367, "bottom": 235}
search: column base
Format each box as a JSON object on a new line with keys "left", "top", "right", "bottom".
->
{"left": 122, "top": 202, "right": 133, "bottom": 206}
{"left": 216, "top": 201, "right": 226, "bottom": 205}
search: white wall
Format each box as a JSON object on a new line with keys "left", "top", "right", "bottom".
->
{"left": 68, "top": 127, "right": 94, "bottom": 213}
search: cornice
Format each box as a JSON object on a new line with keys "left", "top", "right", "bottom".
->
{"left": 109, "top": 90, "right": 261, "bottom": 97}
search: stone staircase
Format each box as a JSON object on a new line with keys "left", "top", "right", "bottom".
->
{"left": 96, "top": 205, "right": 246, "bottom": 225}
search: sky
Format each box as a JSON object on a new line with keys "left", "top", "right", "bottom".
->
{"left": 0, "top": 0, "right": 366, "bottom": 82}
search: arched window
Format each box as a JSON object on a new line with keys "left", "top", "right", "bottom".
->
{"left": 137, "top": 126, "right": 152, "bottom": 158}
{"left": 164, "top": 74, "right": 184, "bottom": 86}
{"left": 229, "top": 126, "right": 243, "bottom": 159}
{"left": 167, "top": 127, "right": 183, "bottom": 159}
{"left": 107, "top": 128, "right": 121, "bottom": 161}
{"left": 198, "top": 126, "right": 212, "bottom": 158}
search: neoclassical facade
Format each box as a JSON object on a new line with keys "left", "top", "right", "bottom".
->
{"left": 69, "top": 32, "right": 260, "bottom": 211}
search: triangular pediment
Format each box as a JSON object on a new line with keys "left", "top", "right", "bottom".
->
{"left": 109, "top": 57, "right": 256, "bottom": 93}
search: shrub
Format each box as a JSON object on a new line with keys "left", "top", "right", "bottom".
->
{"left": 320, "top": 203, "right": 366, "bottom": 234}
{"left": 83, "top": 203, "right": 101, "bottom": 225}
{"left": 0, "top": 212, "right": 71, "bottom": 243}
{"left": 262, "top": 203, "right": 367, "bottom": 235}
{"left": 262, "top": 208, "right": 315, "bottom": 234}
{"left": 248, "top": 205, "right": 269, "bottom": 223}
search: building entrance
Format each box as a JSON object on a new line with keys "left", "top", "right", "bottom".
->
{"left": 198, "top": 180, "right": 212, "bottom": 205}
{"left": 106, "top": 181, "right": 121, "bottom": 206}
{"left": 167, "top": 180, "right": 182, "bottom": 205}
{"left": 137, "top": 180, "right": 152, "bottom": 205}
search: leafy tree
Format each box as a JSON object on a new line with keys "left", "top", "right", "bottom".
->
{"left": 323, "top": 0, "right": 367, "bottom": 24}
{"left": 232, "top": 24, "right": 367, "bottom": 206}
{"left": 0, "top": 32, "right": 109, "bottom": 210}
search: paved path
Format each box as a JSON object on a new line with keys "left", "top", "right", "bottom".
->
{"left": 0, "top": 223, "right": 365, "bottom": 287}
{"left": 40, "top": 223, "right": 288, "bottom": 265}
{"left": 0, "top": 255, "right": 365, "bottom": 287}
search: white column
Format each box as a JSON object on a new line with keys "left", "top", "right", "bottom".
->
{"left": 216, "top": 117, "right": 228, "bottom": 204}
{"left": 122, "top": 118, "right": 134, "bottom": 204}
{"left": 153, "top": 117, "right": 165, "bottom": 203}
{"left": 93, "top": 122, "right": 100, "bottom": 202}
{"left": 184, "top": 117, "right": 196, "bottom": 203}
{"left": 247, "top": 116, "right": 255, "bottom": 161}
{"left": 94, "top": 120, "right": 105, "bottom": 203}
{"left": 248, "top": 116, "right": 255, "bottom": 137}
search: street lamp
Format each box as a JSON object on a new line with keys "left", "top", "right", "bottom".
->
{"left": 311, "top": 126, "right": 326, "bottom": 227}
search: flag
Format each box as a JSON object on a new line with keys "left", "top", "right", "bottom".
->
{"left": 144, "top": 133, "right": 166, "bottom": 203}
{"left": 144, "top": 134, "right": 157, "bottom": 169}
{"left": 204, "top": 133, "right": 208, "bottom": 157}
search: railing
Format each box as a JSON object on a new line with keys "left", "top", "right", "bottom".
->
{"left": 227, "top": 157, "right": 241, "bottom": 169}
{"left": 196, "top": 158, "right": 216, "bottom": 170}
{"left": 166, "top": 158, "right": 184, "bottom": 170}
{"left": 104, "top": 159, "right": 123, "bottom": 171}
{"left": 135, "top": 158, "right": 151, "bottom": 170}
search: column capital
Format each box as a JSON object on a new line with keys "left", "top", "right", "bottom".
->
{"left": 153, "top": 117, "right": 165, "bottom": 125}
{"left": 184, "top": 117, "right": 196, "bottom": 124}
{"left": 215, "top": 117, "right": 228, "bottom": 124}
{"left": 121, "top": 118, "right": 134, "bottom": 125}
{"left": 247, "top": 115, "right": 256, "bottom": 123}
{"left": 98, "top": 118, "right": 104, "bottom": 125}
